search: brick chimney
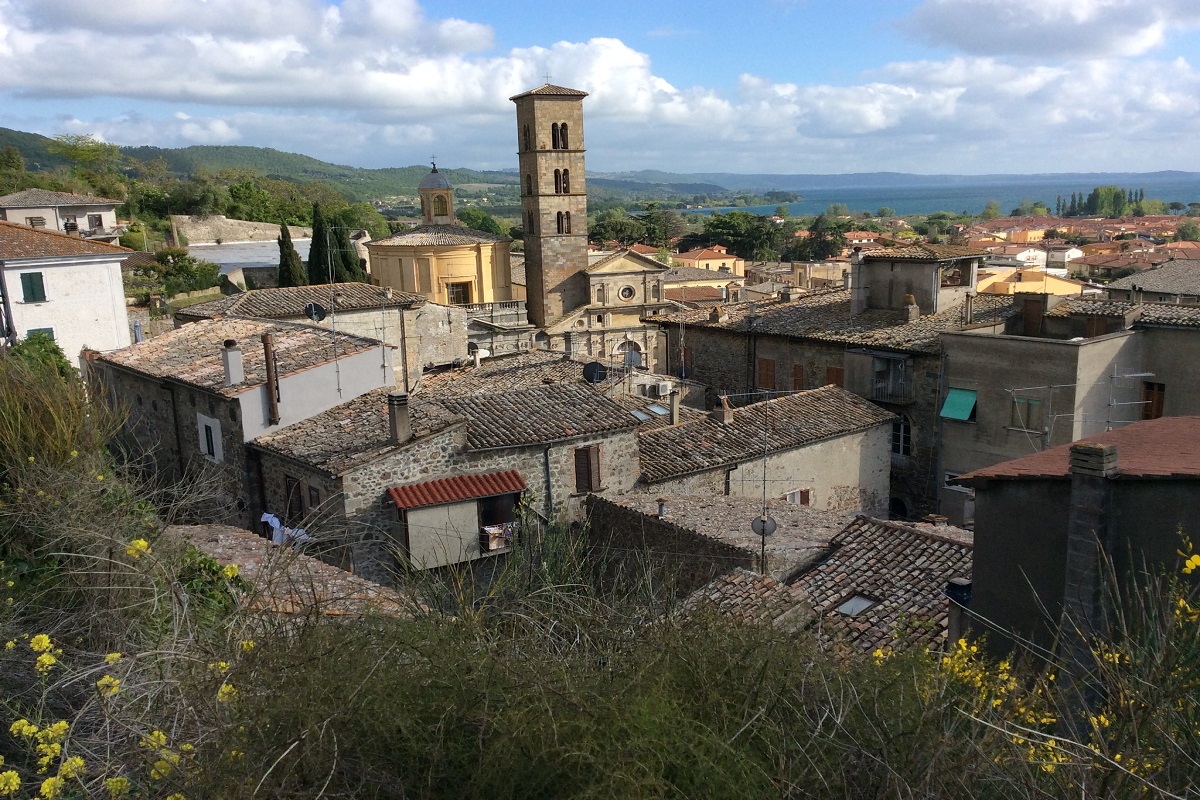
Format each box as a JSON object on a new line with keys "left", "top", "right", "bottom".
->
{"left": 221, "top": 339, "right": 244, "bottom": 386}
{"left": 710, "top": 395, "right": 735, "bottom": 424}
{"left": 387, "top": 391, "right": 412, "bottom": 445}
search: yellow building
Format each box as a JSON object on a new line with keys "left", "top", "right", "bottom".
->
{"left": 674, "top": 244, "right": 745, "bottom": 276}
{"left": 366, "top": 166, "right": 514, "bottom": 306}
{"left": 975, "top": 268, "right": 1088, "bottom": 296}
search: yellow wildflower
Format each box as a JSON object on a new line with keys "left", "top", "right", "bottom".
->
{"left": 4, "top": 641, "right": 13, "bottom": 651}
{"left": 35, "top": 652, "right": 57, "bottom": 675}
{"left": 69, "top": 450, "right": 78, "bottom": 459}
{"left": 140, "top": 730, "right": 167, "bottom": 750}
{"left": 166, "top": 795, "right": 187, "bottom": 800}
{"left": 222, "top": 563, "right": 239, "bottom": 580}
{"left": 26, "top": 456, "right": 34, "bottom": 463}
{"left": 104, "top": 652, "right": 122, "bottom": 664}
{"left": 10, "top": 719, "right": 38, "bottom": 738}
{"left": 103, "top": 776, "right": 129, "bottom": 798}
{"left": 29, "top": 634, "right": 52, "bottom": 653}
{"left": 95, "top": 474, "right": 105, "bottom": 481}
{"left": 57, "top": 756, "right": 85, "bottom": 780}
{"left": 216, "top": 682, "right": 238, "bottom": 703}
{"left": 208, "top": 661, "right": 229, "bottom": 674}
{"left": 97, "top": 675, "right": 121, "bottom": 697}
{"left": 1184, "top": 553, "right": 1200, "bottom": 574}
{"left": 240, "top": 639, "right": 256, "bottom": 653}
{"left": 38, "top": 776, "right": 63, "bottom": 799}
{"left": 125, "top": 539, "right": 150, "bottom": 559}
{"left": 0, "top": 770, "right": 19, "bottom": 796}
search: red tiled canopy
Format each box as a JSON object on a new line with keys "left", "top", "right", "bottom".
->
{"left": 388, "top": 470, "right": 527, "bottom": 510}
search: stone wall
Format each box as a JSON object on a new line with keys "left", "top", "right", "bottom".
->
{"left": 172, "top": 215, "right": 311, "bottom": 245}
{"left": 585, "top": 495, "right": 753, "bottom": 597}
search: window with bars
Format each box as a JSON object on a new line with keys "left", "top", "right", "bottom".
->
{"left": 574, "top": 445, "right": 602, "bottom": 493}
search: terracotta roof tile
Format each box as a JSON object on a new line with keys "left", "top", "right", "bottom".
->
{"left": 389, "top": 470, "right": 527, "bottom": 509}
{"left": 957, "top": 416, "right": 1200, "bottom": 482}
{"left": 0, "top": 189, "right": 119, "bottom": 207}
{"left": 418, "top": 350, "right": 593, "bottom": 397}
{"left": 98, "top": 317, "right": 382, "bottom": 397}
{"left": 438, "top": 383, "right": 638, "bottom": 449}
{"left": 1107, "top": 259, "right": 1200, "bottom": 294}
{"left": 637, "top": 386, "right": 895, "bottom": 483}
{"left": 0, "top": 219, "right": 130, "bottom": 259}
{"left": 177, "top": 282, "right": 424, "bottom": 322}
{"left": 368, "top": 224, "right": 507, "bottom": 247}
{"left": 509, "top": 83, "right": 589, "bottom": 99}
{"left": 682, "top": 568, "right": 811, "bottom": 627}
{"left": 860, "top": 243, "right": 987, "bottom": 260}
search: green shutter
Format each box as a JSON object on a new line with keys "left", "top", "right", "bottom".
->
{"left": 21, "top": 272, "right": 45, "bottom": 303}
{"left": 940, "top": 388, "right": 978, "bottom": 421}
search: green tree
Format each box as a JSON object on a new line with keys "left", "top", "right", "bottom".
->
{"left": 276, "top": 224, "right": 307, "bottom": 287}
{"left": 1169, "top": 201, "right": 1185, "bottom": 215}
{"left": 1176, "top": 221, "right": 1200, "bottom": 242}
{"left": 307, "top": 204, "right": 331, "bottom": 285}
{"left": 331, "top": 223, "right": 365, "bottom": 283}
{"left": 341, "top": 202, "right": 391, "bottom": 239}
{"left": 152, "top": 247, "right": 221, "bottom": 297}
{"left": 703, "top": 211, "right": 786, "bottom": 260}
{"left": 456, "top": 206, "right": 507, "bottom": 237}
{"left": 0, "top": 146, "right": 25, "bottom": 173}
{"left": 589, "top": 208, "right": 645, "bottom": 246}
{"left": 46, "top": 134, "right": 122, "bottom": 174}
{"left": 981, "top": 200, "right": 1000, "bottom": 220}
{"left": 877, "top": 207, "right": 895, "bottom": 218}
{"left": 825, "top": 202, "right": 850, "bottom": 216}
{"left": 10, "top": 332, "right": 73, "bottom": 380}
{"left": 226, "top": 180, "right": 277, "bottom": 222}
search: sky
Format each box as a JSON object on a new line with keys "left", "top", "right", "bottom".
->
{"left": 2, "top": 0, "right": 1200, "bottom": 176}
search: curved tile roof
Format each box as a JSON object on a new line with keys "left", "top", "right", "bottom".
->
{"left": 368, "top": 224, "right": 507, "bottom": 247}
{"left": 177, "top": 282, "right": 424, "bottom": 322}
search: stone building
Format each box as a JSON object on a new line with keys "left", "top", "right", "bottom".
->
{"left": 248, "top": 381, "right": 641, "bottom": 583}
{"left": 90, "top": 317, "right": 395, "bottom": 527}
{"left": 175, "top": 282, "right": 467, "bottom": 392}
{"left": 0, "top": 188, "right": 123, "bottom": 242}
{"left": 654, "top": 244, "right": 1006, "bottom": 519}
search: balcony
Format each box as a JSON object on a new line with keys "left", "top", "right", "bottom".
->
{"left": 870, "top": 361, "right": 915, "bottom": 405}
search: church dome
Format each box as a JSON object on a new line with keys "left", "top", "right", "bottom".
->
{"left": 419, "top": 165, "right": 452, "bottom": 190}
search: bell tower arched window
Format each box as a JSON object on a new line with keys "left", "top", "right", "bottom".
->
{"left": 561, "top": 169, "right": 570, "bottom": 193}
{"left": 556, "top": 211, "right": 571, "bottom": 235}
{"left": 554, "top": 169, "right": 562, "bottom": 194}
{"left": 551, "top": 123, "right": 561, "bottom": 150}
{"left": 525, "top": 174, "right": 532, "bottom": 196}
{"left": 433, "top": 195, "right": 447, "bottom": 217}
{"left": 560, "top": 123, "right": 569, "bottom": 149}
{"left": 523, "top": 124, "right": 530, "bottom": 152}
{"left": 526, "top": 210, "right": 535, "bottom": 234}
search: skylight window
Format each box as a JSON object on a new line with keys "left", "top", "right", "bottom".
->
{"left": 647, "top": 404, "right": 670, "bottom": 416}
{"left": 630, "top": 409, "right": 652, "bottom": 422}
{"left": 836, "top": 594, "right": 878, "bottom": 617}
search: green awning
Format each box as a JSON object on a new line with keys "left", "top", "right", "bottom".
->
{"left": 940, "top": 388, "right": 977, "bottom": 421}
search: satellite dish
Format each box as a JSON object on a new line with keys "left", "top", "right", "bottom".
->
{"left": 751, "top": 515, "right": 777, "bottom": 537}
{"left": 582, "top": 361, "right": 608, "bottom": 384}
{"left": 304, "top": 302, "right": 327, "bottom": 323}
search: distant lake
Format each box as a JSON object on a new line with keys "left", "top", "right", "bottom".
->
{"left": 686, "top": 174, "right": 1200, "bottom": 218}
{"left": 190, "top": 239, "right": 311, "bottom": 274}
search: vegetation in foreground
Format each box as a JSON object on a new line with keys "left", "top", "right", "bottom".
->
{"left": 1, "top": 347, "right": 1198, "bottom": 798}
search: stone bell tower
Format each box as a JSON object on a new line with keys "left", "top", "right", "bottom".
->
{"left": 418, "top": 163, "right": 455, "bottom": 225}
{"left": 511, "top": 84, "right": 590, "bottom": 327}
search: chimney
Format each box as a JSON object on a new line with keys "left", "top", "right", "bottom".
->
{"left": 710, "top": 395, "right": 735, "bottom": 424}
{"left": 262, "top": 334, "right": 281, "bottom": 426}
{"left": 945, "top": 577, "right": 972, "bottom": 645}
{"left": 964, "top": 291, "right": 974, "bottom": 324}
{"left": 473, "top": 349, "right": 482, "bottom": 368}
{"left": 219, "top": 339, "right": 244, "bottom": 386}
{"left": 780, "top": 284, "right": 797, "bottom": 302}
{"left": 849, "top": 261, "right": 866, "bottom": 315}
{"left": 387, "top": 391, "right": 412, "bottom": 445}
{"left": 669, "top": 389, "right": 681, "bottom": 425}
{"left": 384, "top": 286, "right": 394, "bottom": 300}
{"left": 709, "top": 305, "right": 728, "bottom": 323}
{"left": 903, "top": 293, "right": 920, "bottom": 322}
{"left": 841, "top": 269, "right": 852, "bottom": 290}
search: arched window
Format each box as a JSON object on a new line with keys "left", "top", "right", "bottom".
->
{"left": 433, "top": 195, "right": 447, "bottom": 217}
{"left": 551, "top": 122, "right": 560, "bottom": 150}
{"left": 617, "top": 341, "right": 642, "bottom": 368}
{"left": 560, "top": 123, "right": 569, "bottom": 149}
{"left": 561, "top": 212, "right": 571, "bottom": 234}
{"left": 526, "top": 210, "right": 534, "bottom": 234}
{"left": 554, "top": 169, "right": 562, "bottom": 194}
{"left": 525, "top": 174, "right": 532, "bottom": 196}
{"left": 561, "top": 169, "right": 570, "bottom": 193}
{"left": 892, "top": 415, "right": 912, "bottom": 456}
{"left": 556, "top": 211, "right": 564, "bottom": 234}
{"left": 522, "top": 124, "right": 530, "bottom": 152}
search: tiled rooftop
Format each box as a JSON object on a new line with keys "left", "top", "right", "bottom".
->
{"left": 0, "top": 219, "right": 130, "bottom": 259}
{"left": 656, "top": 288, "right": 1017, "bottom": 354}
{"left": 509, "top": 83, "right": 589, "bottom": 99}
{"left": 389, "top": 470, "right": 526, "bottom": 510}
{"left": 860, "top": 243, "right": 986, "bottom": 260}
{"left": 637, "top": 386, "right": 895, "bottom": 484}
{"left": 957, "top": 416, "right": 1200, "bottom": 483}
{"left": 0, "top": 188, "right": 119, "bottom": 207}
{"left": 612, "top": 493, "right": 849, "bottom": 581}
{"left": 583, "top": 248, "right": 665, "bottom": 273}
{"left": 98, "top": 317, "right": 383, "bottom": 397}
{"left": 176, "top": 282, "right": 424, "bottom": 322}
{"left": 250, "top": 388, "right": 465, "bottom": 475}
{"left": 1045, "top": 298, "right": 1139, "bottom": 318}
{"left": 438, "top": 383, "right": 638, "bottom": 449}
{"left": 418, "top": 350, "right": 594, "bottom": 398}
{"left": 1045, "top": 298, "right": 1200, "bottom": 328}
{"left": 612, "top": 394, "right": 706, "bottom": 430}
{"left": 661, "top": 266, "right": 737, "bottom": 282}
{"left": 1107, "top": 259, "right": 1200, "bottom": 294}
{"left": 168, "top": 524, "right": 423, "bottom": 617}
{"left": 368, "top": 224, "right": 507, "bottom": 247}
{"left": 681, "top": 568, "right": 811, "bottom": 630}
{"left": 796, "top": 516, "right": 973, "bottom": 652}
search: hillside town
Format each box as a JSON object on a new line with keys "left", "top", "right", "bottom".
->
{"left": 2, "top": 81, "right": 1200, "bottom": 797}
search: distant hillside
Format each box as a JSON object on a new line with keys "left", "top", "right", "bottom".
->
{"left": 0, "top": 127, "right": 71, "bottom": 171}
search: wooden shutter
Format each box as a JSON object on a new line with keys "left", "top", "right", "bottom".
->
{"left": 574, "top": 447, "right": 592, "bottom": 493}
{"left": 756, "top": 357, "right": 776, "bottom": 390}
{"left": 825, "top": 366, "right": 845, "bottom": 387}
{"left": 1142, "top": 382, "right": 1165, "bottom": 420}
{"left": 588, "top": 445, "right": 601, "bottom": 491}
{"left": 792, "top": 364, "right": 806, "bottom": 390}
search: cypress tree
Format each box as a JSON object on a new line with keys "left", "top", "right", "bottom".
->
{"left": 276, "top": 223, "right": 307, "bottom": 287}
{"left": 307, "top": 204, "right": 330, "bottom": 285}
{"left": 333, "top": 223, "right": 365, "bottom": 283}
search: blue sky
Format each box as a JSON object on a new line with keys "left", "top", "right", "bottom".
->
{"left": 2, "top": 0, "right": 1199, "bottom": 175}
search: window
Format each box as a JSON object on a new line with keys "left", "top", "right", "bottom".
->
{"left": 308, "top": 486, "right": 321, "bottom": 509}
{"left": 88, "top": 214, "right": 103, "bottom": 230}
{"left": 526, "top": 210, "right": 535, "bottom": 234}
{"left": 574, "top": 445, "right": 602, "bottom": 493}
{"left": 836, "top": 594, "right": 878, "bottom": 617}
{"left": 554, "top": 169, "right": 562, "bottom": 194}
{"left": 561, "top": 169, "right": 569, "bottom": 193}
{"left": 25, "top": 216, "right": 46, "bottom": 228}
{"left": 618, "top": 341, "right": 642, "bottom": 368}
{"left": 196, "top": 413, "right": 223, "bottom": 463}
{"left": 892, "top": 415, "right": 912, "bottom": 456}
{"left": 522, "top": 124, "right": 530, "bottom": 151}
{"left": 24, "top": 328, "right": 54, "bottom": 341}
{"left": 825, "top": 366, "right": 844, "bottom": 388}
{"left": 618, "top": 285, "right": 635, "bottom": 301}
{"left": 433, "top": 195, "right": 448, "bottom": 217}
{"left": 556, "top": 211, "right": 571, "bottom": 234}
{"left": 756, "top": 357, "right": 776, "bottom": 390}
{"left": 559, "top": 122, "right": 569, "bottom": 149}
{"left": 792, "top": 364, "right": 806, "bottom": 391}
{"left": 525, "top": 174, "right": 532, "bottom": 196}
{"left": 1010, "top": 396, "right": 1043, "bottom": 431}
{"left": 940, "top": 388, "right": 977, "bottom": 422}
{"left": 446, "top": 282, "right": 472, "bottom": 305}
{"left": 285, "top": 476, "right": 303, "bottom": 523}
{"left": 870, "top": 356, "right": 913, "bottom": 403}
{"left": 20, "top": 272, "right": 46, "bottom": 303}
{"left": 551, "top": 122, "right": 561, "bottom": 149}
{"left": 1143, "top": 381, "right": 1165, "bottom": 420}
